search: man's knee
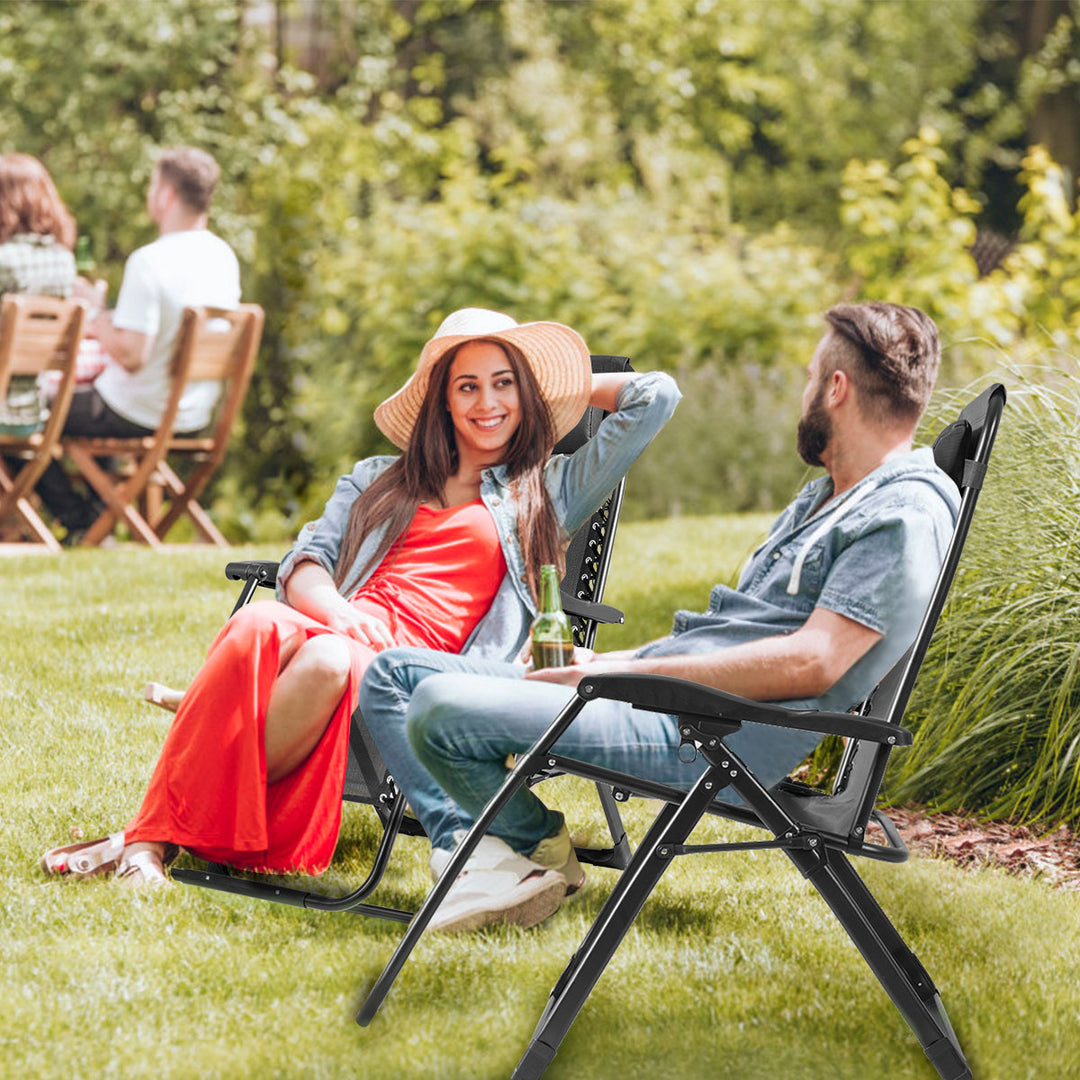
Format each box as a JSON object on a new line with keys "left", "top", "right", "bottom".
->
{"left": 405, "top": 675, "right": 472, "bottom": 763}
{"left": 359, "top": 647, "right": 457, "bottom": 720}
{"left": 358, "top": 649, "right": 399, "bottom": 706}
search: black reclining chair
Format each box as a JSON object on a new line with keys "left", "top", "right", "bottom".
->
{"left": 173, "top": 355, "right": 636, "bottom": 917}
{"left": 357, "top": 383, "right": 1006, "bottom": 1080}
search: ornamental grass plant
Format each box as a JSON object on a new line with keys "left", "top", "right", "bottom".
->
{"left": 890, "top": 359, "right": 1080, "bottom": 829}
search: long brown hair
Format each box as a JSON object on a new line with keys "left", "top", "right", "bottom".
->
{"left": 0, "top": 154, "right": 76, "bottom": 248}
{"left": 334, "top": 340, "right": 566, "bottom": 602}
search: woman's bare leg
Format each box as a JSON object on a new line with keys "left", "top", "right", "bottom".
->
{"left": 117, "top": 627, "right": 352, "bottom": 880}
{"left": 264, "top": 634, "right": 353, "bottom": 783}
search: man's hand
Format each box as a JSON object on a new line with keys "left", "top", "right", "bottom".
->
{"left": 73, "top": 276, "right": 108, "bottom": 314}
{"left": 524, "top": 649, "right": 631, "bottom": 686}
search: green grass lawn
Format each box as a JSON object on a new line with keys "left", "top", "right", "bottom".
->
{"left": 3, "top": 516, "right": 1079, "bottom": 1080}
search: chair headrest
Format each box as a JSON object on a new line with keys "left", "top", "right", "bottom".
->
{"left": 932, "top": 383, "right": 1007, "bottom": 491}
{"left": 932, "top": 417, "right": 972, "bottom": 490}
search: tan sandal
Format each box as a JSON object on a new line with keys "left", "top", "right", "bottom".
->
{"left": 143, "top": 682, "right": 185, "bottom": 713}
{"left": 116, "top": 849, "right": 169, "bottom": 888}
{"left": 41, "top": 831, "right": 125, "bottom": 877}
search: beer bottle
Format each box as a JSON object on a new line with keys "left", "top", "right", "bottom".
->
{"left": 75, "top": 235, "right": 95, "bottom": 275}
{"left": 530, "top": 564, "right": 574, "bottom": 670}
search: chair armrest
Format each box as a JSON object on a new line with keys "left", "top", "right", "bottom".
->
{"left": 560, "top": 592, "right": 624, "bottom": 625}
{"left": 224, "top": 560, "right": 279, "bottom": 587}
{"left": 577, "top": 673, "right": 912, "bottom": 745}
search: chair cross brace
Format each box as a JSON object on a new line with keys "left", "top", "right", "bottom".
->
{"left": 666, "top": 833, "right": 824, "bottom": 856}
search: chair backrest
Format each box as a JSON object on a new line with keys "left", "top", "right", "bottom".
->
{"left": 159, "top": 304, "right": 264, "bottom": 443}
{"left": 822, "top": 383, "right": 1007, "bottom": 844}
{"left": 0, "top": 294, "right": 86, "bottom": 438}
{"left": 343, "top": 354, "right": 634, "bottom": 805}
{"left": 555, "top": 354, "right": 633, "bottom": 649}
{"left": 0, "top": 294, "right": 86, "bottom": 383}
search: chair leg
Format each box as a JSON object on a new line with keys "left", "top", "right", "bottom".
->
{"left": 173, "top": 788, "right": 413, "bottom": 919}
{"left": 152, "top": 460, "right": 228, "bottom": 545}
{"left": 795, "top": 849, "right": 971, "bottom": 1080}
{"left": 357, "top": 695, "right": 591, "bottom": 1026}
{"left": 64, "top": 445, "right": 163, "bottom": 547}
{"left": 575, "top": 782, "right": 632, "bottom": 870}
{"left": 0, "top": 460, "right": 61, "bottom": 549}
{"left": 510, "top": 764, "right": 729, "bottom": 1080}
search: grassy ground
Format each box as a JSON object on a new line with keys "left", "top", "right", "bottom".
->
{"left": 3, "top": 516, "right": 1080, "bottom": 1080}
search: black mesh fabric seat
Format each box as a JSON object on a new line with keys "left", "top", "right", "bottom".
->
{"left": 173, "top": 355, "right": 636, "bottom": 917}
{"left": 358, "top": 384, "right": 1006, "bottom": 1080}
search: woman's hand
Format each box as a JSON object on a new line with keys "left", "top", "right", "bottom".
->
{"left": 587, "top": 372, "right": 636, "bottom": 412}
{"left": 284, "top": 561, "right": 395, "bottom": 649}
{"left": 323, "top": 607, "right": 395, "bottom": 650}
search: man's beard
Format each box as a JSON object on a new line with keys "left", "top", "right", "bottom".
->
{"left": 796, "top": 389, "right": 831, "bottom": 467}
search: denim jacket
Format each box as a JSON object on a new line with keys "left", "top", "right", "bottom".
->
{"left": 637, "top": 446, "right": 960, "bottom": 714}
{"left": 277, "top": 371, "right": 681, "bottom": 659}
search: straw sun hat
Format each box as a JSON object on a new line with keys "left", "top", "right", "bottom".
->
{"left": 374, "top": 308, "right": 592, "bottom": 450}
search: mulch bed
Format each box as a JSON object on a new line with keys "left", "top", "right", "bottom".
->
{"left": 870, "top": 806, "right": 1080, "bottom": 891}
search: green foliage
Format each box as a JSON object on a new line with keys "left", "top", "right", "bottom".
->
{"left": 2, "top": 0, "right": 1080, "bottom": 538}
{"left": 1002, "top": 146, "right": 1080, "bottom": 346}
{"left": 839, "top": 129, "right": 1018, "bottom": 357}
{"left": 543, "top": 0, "right": 984, "bottom": 228}
{"left": 840, "top": 130, "right": 1080, "bottom": 373}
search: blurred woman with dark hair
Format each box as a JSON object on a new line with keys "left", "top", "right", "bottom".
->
{"left": 0, "top": 154, "right": 79, "bottom": 432}
{"left": 0, "top": 153, "right": 77, "bottom": 295}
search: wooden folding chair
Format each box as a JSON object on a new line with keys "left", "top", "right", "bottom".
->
{"left": 61, "top": 303, "right": 263, "bottom": 547}
{"left": 0, "top": 295, "right": 87, "bottom": 550}
{"left": 358, "top": 384, "right": 1007, "bottom": 1080}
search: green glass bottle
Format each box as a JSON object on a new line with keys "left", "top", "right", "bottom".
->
{"left": 530, "top": 564, "right": 574, "bottom": 670}
{"left": 75, "top": 235, "right": 94, "bottom": 275}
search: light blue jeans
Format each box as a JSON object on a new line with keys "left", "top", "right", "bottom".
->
{"left": 358, "top": 648, "right": 822, "bottom": 854}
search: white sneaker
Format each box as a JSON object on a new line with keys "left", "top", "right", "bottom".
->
{"left": 428, "top": 834, "right": 567, "bottom": 934}
{"left": 430, "top": 826, "right": 585, "bottom": 891}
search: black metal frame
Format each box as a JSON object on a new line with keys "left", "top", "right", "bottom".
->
{"left": 356, "top": 384, "right": 1006, "bottom": 1080}
{"left": 173, "top": 355, "right": 637, "bottom": 914}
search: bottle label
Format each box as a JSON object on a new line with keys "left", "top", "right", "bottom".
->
{"left": 532, "top": 641, "right": 575, "bottom": 670}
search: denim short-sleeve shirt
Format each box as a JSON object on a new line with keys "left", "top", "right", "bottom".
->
{"left": 637, "top": 446, "right": 960, "bottom": 715}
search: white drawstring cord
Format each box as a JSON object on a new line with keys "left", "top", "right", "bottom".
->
{"left": 786, "top": 480, "right": 879, "bottom": 596}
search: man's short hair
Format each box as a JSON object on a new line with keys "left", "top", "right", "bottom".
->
{"left": 822, "top": 302, "right": 940, "bottom": 426}
{"left": 155, "top": 147, "right": 221, "bottom": 214}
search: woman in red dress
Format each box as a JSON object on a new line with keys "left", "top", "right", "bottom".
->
{"left": 41, "top": 308, "right": 680, "bottom": 885}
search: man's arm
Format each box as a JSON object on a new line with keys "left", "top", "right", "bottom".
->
{"left": 526, "top": 606, "right": 882, "bottom": 702}
{"left": 88, "top": 311, "right": 152, "bottom": 372}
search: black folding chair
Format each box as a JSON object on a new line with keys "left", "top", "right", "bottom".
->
{"left": 357, "top": 384, "right": 1006, "bottom": 1080}
{"left": 172, "top": 355, "right": 636, "bottom": 917}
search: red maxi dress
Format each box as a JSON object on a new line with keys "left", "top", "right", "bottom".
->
{"left": 125, "top": 500, "right": 507, "bottom": 874}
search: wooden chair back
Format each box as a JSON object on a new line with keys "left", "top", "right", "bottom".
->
{"left": 0, "top": 295, "right": 87, "bottom": 549}
{"left": 59, "top": 303, "right": 263, "bottom": 547}
{"left": 160, "top": 304, "right": 264, "bottom": 446}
